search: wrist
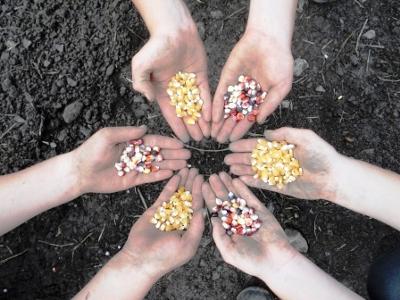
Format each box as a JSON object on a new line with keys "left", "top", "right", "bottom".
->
{"left": 62, "top": 151, "right": 84, "bottom": 199}
{"left": 243, "top": 28, "right": 292, "bottom": 53}
{"left": 325, "top": 153, "right": 350, "bottom": 204}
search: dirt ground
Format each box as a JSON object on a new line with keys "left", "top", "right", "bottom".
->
{"left": 1, "top": 0, "right": 400, "bottom": 299}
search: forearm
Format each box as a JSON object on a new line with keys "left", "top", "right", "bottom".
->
{"left": 132, "top": 0, "right": 196, "bottom": 36}
{"left": 331, "top": 155, "right": 400, "bottom": 230}
{"left": 246, "top": 0, "right": 297, "bottom": 48}
{"left": 74, "top": 251, "right": 159, "bottom": 300}
{"left": 261, "top": 248, "right": 363, "bottom": 300}
{"left": 0, "top": 152, "right": 81, "bottom": 235}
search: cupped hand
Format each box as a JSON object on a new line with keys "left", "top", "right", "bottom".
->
{"left": 72, "top": 126, "right": 191, "bottom": 194}
{"left": 202, "top": 172, "right": 295, "bottom": 278}
{"left": 131, "top": 29, "right": 211, "bottom": 142}
{"left": 225, "top": 127, "right": 340, "bottom": 200}
{"left": 121, "top": 168, "right": 204, "bottom": 279}
{"left": 211, "top": 30, "right": 293, "bottom": 143}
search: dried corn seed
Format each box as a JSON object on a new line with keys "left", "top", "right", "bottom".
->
{"left": 152, "top": 186, "right": 193, "bottom": 232}
{"left": 167, "top": 72, "right": 204, "bottom": 125}
{"left": 114, "top": 139, "right": 162, "bottom": 176}
{"left": 251, "top": 138, "right": 303, "bottom": 188}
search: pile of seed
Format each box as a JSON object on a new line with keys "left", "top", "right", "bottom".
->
{"left": 212, "top": 192, "right": 261, "bottom": 236}
{"left": 151, "top": 187, "right": 193, "bottom": 231}
{"left": 223, "top": 75, "right": 267, "bottom": 122}
{"left": 251, "top": 139, "right": 303, "bottom": 189}
{"left": 166, "top": 72, "right": 204, "bottom": 125}
{"left": 114, "top": 139, "right": 163, "bottom": 177}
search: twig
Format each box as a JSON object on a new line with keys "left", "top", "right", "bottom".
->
{"left": 247, "top": 132, "right": 263, "bottom": 137}
{"left": 184, "top": 144, "right": 229, "bottom": 152}
{"left": 353, "top": 0, "right": 364, "bottom": 8}
{"left": 98, "top": 224, "right": 106, "bottom": 242}
{"left": 366, "top": 49, "right": 371, "bottom": 74}
{"left": 0, "top": 122, "right": 21, "bottom": 140}
{"left": 126, "top": 27, "right": 144, "bottom": 41}
{"left": 330, "top": 31, "right": 355, "bottom": 65}
{"left": 377, "top": 76, "right": 400, "bottom": 82}
{"left": 71, "top": 232, "right": 93, "bottom": 262}
{"left": 355, "top": 18, "right": 368, "bottom": 56}
{"left": 224, "top": 7, "right": 246, "bottom": 20}
{"left": 38, "top": 240, "right": 74, "bottom": 248}
{"left": 0, "top": 249, "right": 28, "bottom": 266}
{"left": 136, "top": 187, "right": 148, "bottom": 209}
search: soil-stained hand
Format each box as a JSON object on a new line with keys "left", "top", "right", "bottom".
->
{"left": 211, "top": 30, "right": 293, "bottom": 143}
{"left": 202, "top": 172, "right": 294, "bottom": 278}
{"left": 225, "top": 127, "right": 340, "bottom": 200}
{"left": 131, "top": 30, "right": 211, "bottom": 143}
{"left": 72, "top": 126, "right": 191, "bottom": 194}
{"left": 121, "top": 168, "right": 204, "bottom": 279}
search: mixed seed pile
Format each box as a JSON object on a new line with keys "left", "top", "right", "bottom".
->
{"left": 167, "top": 72, "right": 204, "bottom": 125}
{"left": 251, "top": 139, "right": 302, "bottom": 189}
{"left": 114, "top": 139, "right": 163, "bottom": 177}
{"left": 223, "top": 75, "right": 267, "bottom": 122}
{"left": 151, "top": 187, "right": 194, "bottom": 232}
{"left": 212, "top": 192, "right": 261, "bottom": 236}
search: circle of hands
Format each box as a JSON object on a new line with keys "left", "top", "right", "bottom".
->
{"left": 71, "top": 27, "right": 342, "bottom": 280}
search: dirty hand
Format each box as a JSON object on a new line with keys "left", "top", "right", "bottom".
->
{"left": 225, "top": 127, "right": 340, "bottom": 200}
{"left": 131, "top": 27, "right": 211, "bottom": 142}
{"left": 121, "top": 168, "right": 204, "bottom": 279}
{"left": 202, "top": 172, "right": 296, "bottom": 278}
{"left": 72, "top": 126, "right": 191, "bottom": 194}
{"left": 211, "top": 29, "right": 293, "bottom": 143}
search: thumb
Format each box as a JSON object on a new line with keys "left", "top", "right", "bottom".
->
{"left": 101, "top": 125, "right": 147, "bottom": 144}
{"left": 131, "top": 49, "right": 156, "bottom": 102}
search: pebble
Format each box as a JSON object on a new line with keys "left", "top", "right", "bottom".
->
{"left": 106, "top": 64, "right": 114, "bottom": 76}
{"left": 315, "top": 85, "right": 326, "bottom": 93}
{"left": 66, "top": 77, "right": 77, "bottom": 87}
{"left": 62, "top": 101, "right": 83, "bottom": 123}
{"left": 293, "top": 58, "right": 309, "bottom": 77}
{"left": 212, "top": 270, "right": 221, "bottom": 280}
{"left": 22, "top": 38, "right": 31, "bottom": 49}
{"left": 363, "top": 29, "right": 376, "bottom": 39}
{"left": 210, "top": 10, "right": 224, "bottom": 19}
{"left": 54, "top": 43, "right": 64, "bottom": 53}
{"left": 285, "top": 228, "right": 308, "bottom": 253}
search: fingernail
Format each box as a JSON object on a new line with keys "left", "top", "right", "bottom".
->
{"left": 139, "top": 125, "right": 147, "bottom": 129}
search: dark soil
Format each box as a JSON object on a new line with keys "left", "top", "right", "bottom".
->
{"left": 1, "top": 0, "right": 400, "bottom": 299}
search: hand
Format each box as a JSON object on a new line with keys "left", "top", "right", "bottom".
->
{"left": 131, "top": 28, "right": 211, "bottom": 142}
{"left": 211, "top": 30, "right": 293, "bottom": 143}
{"left": 202, "top": 172, "right": 296, "bottom": 278}
{"left": 72, "top": 126, "right": 191, "bottom": 194}
{"left": 225, "top": 127, "right": 341, "bottom": 200}
{"left": 121, "top": 168, "right": 204, "bottom": 279}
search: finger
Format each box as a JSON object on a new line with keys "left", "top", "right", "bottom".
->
{"left": 100, "top": 126, "right": 147, "bottom": 144}
{"left": 229, "top": 119, "right": 254, "bottom": 142}
{"left": 232, "top": 178, "right": 266, "bottom": 212}
{"left": 229, "top": 139, "right": 258, "bottom": 152}
{"left": 211, "top": 218, "right": 234, "bottom": 255}
{"left": 185, "top": 168, "right": 199, "bottom": 191}
{"left": 198, "top": 75, "right": 212, "bottom": 123}
{"left": 212, "top": 69, "right": 238, "bottom": 123}
{"left": 211, "top": 120, "right": 224, "bottom": 139}
{"left": 158, "top": 97, "right": 190, "bottom": 143}
{"left": 154, "top": 160, "right": 187, "bottom": 171}
{"left": 185, "top": 122, "right": 203, "bottom": 142}
{"left": 209, "top": 174, "right": 229, "bottom": 200}
{"left": 216, "top": 118, "right": 236, "bottom": 144}
{"left": 182, "top": 211, "right": 204, "bottom": 255}
{"left": 198, "top": 119, "right": 211, "bottom": 139}
{"left": 224, "top": 153, "right": 251, "bottom": 166}
{"left": 219, "top": 172, "right": 238, "bottom": 195}
{"left": 151, "top": 174, "right": 181, "bottom": 208}
{"left": 177, "top": 167, "right": 189, "bottom": 187}
{"left": 129, "top": 170, "right": 174, "bottom": 192}
{"left": 239, "top": 175, "right": 282, "bottom": 194}
{"left": 161, "top": 149, "right": 191, "bottom": 160}
{"left": 257, "top": 84, "right": 291, "bottom": 124}
{"left": 131, "top": 50, "right": 155, "bottom": 101}
{"left": 263, "top": 127, "right": 307, "bottom": 143}
{"left": 191, "top": 175, "right": 204, "bottom": 211}
{"left": 202, "top": 182, "right": 217, "bottom": 210}
{"left": 143, "top": 135, "right": 183, "bottom": 149}
{"left": 230, "top": 165, "right": 254, "bottom": 176}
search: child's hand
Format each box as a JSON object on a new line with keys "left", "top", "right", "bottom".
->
{"left": 121, "top": 168, "right": 204, "bottom": 279}
{"left": 131, "top": 29, "right": 211, "bottom": 142}
{"left": 225, "top": 127, "right": 340, "bottom": 200}
{"left": 72, "top": 126, "right": 190, "bottom": 194}
{"left": 202, "top": 172, "right": 295, "bottom": 278}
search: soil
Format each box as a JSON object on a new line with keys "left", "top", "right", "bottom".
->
{"left": 1, "top": 0, "right": 400, "bottom": 299}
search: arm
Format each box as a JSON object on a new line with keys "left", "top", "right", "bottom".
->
{"left": 0, "top": 126, "right": 190, "bottom": 236}
{"left": 75, "top": 169, "right": 204, "bottom": 300}
{"left": 130, "top": 0, "right": 211, "bottom": 142}
{"left": 211, "top": 0, "right": 297, "bottom": 142}
{"left": 203, "top": 173, "right": 362, "bottom": 300}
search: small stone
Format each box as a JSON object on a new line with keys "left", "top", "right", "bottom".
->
{"left": 315, "top": 85, "right": 326, "bottom": 93}
{"left": 57, "top": 129, "right": 68, "bottom": 141}
{"left": 67, "top": 77, "right": 77, "bottom": 87}
{"left": 43, "top": 60, "right": 51, "bottom": 67}
{"left": 106, "top": 64, "right": 114, "bottom": 77}
{"left": 50, "top": 142, "right": 57, "bottom": 149}
{"left": 105, "top": 251, "right": 110, "bottom": 256}
{"left": 22, "top": 38, "right": 31, "bottom": 49}
{"left": 62, "top": 101, "right": 83, "bottom": 123}
{"left": 210, "top": 10, "right": 224, "bottom": 19}
{"left": 5, "top": 40, "right": 17, "bottom": 50}
{"left": 211, "top": 270, "right": 221, "bottom": 280}
{"left": 133, "top": 95, "right": 145, "bottom": 103}
{"left": 363, "top": 29, "right": 376, "bottom": 40}
{"left": 281, "top": 100, "right": 290, "bottom": 108}
{"left": 285, "top": 228, "right": 308, "bottom": 253}
{"left": 54, "top": 44, "right": 64, "bottom": 53}
{"left": 199, "top": 259, "right": 207, "bottom": 267}
{"left": 293, "top": 58, "right": 309, "bottom": 77}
